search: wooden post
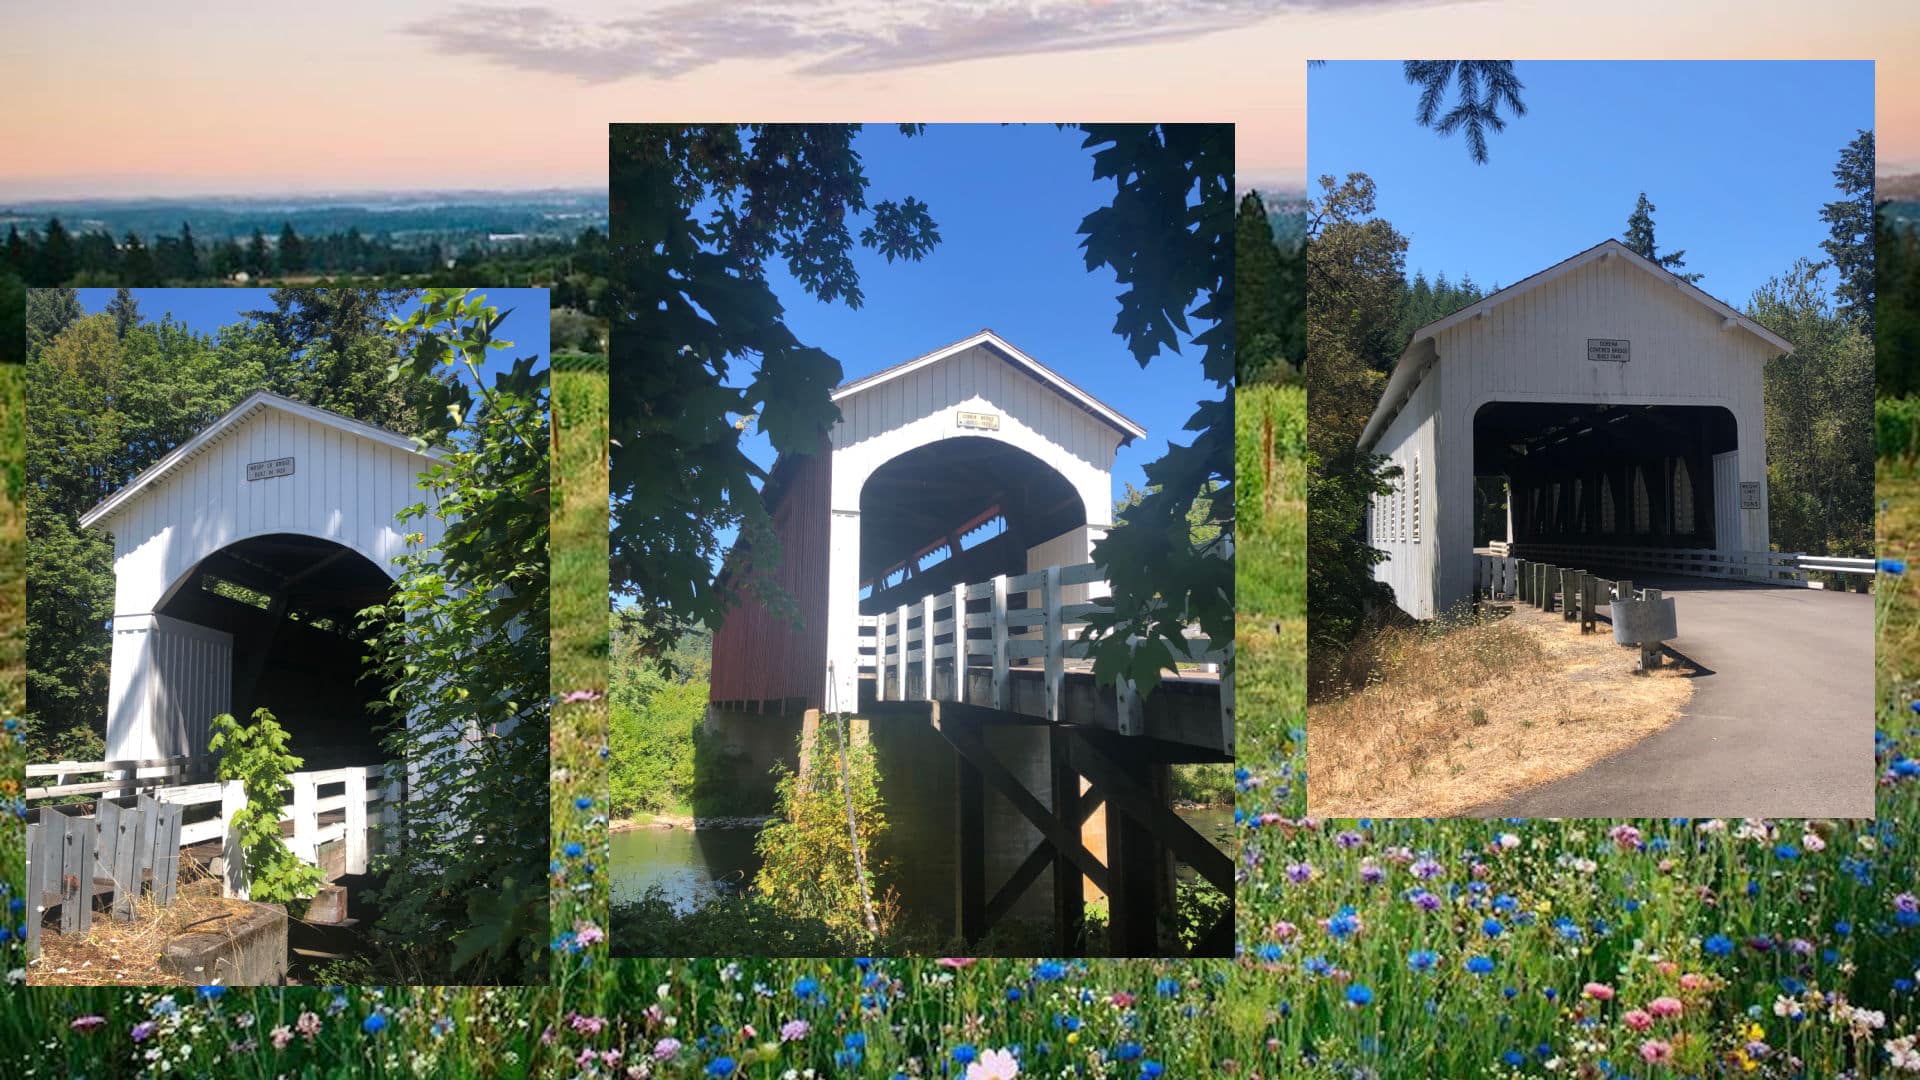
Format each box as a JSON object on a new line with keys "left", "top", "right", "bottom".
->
{"left": 895, "top": 603, "right": 909, "bottom": 702}
{"left": 1579, "top": 573, "right": 1596, "bottom": 632}
{"left": 1043, "top": 565, "right": 1064, "bottom": 725}
{"left": 221, "top": 778, "right": 249, "bottom": 898}
{"left": 1115, "top": 636, "right": 1143, "bottom": 737}
{"left": 154, "top": 802, "right": 182, "bottom": 906}
{"left": 1050, "top": 727, "right": 1085, "bottom": 956}
{"left": 1562, "top": 568, "right": 1578, "bottom": 621}
{"left": 990, "top": 574, "right": 1009, "bottom": 710}
{"left": 136, "top": 793, "right": 159, "bottom": 900}
{"left": 27, "top": 816, "right": 60, "bottom": 956}
{"left": 952, "top": 582, "right": 968, "bottom": 702}
{"left": 101, "top": 800, "right": 138, "bottom": 921}
{"left": 1640, "top": 588, "right": 1664, "bottom": 671}
{"left": 1103, "top": 747, "right": 1162, "bottom": 957}
{"left": 345, "top": 767, "right": 370, "bottom": 875}
{"left": 59, "top": 806, "right": 94, "bottom": 934}
{"left": 291, "top": 773, "right": 319, "bottom": 866}
{"left": 921, "top": 594, "right": 935, "bottom": 702}
{"left": 953, "top": 708, "right": 986, "bottom": 945}
{"left": 1516, "top": 559, "right": 1529, "bottom": 603}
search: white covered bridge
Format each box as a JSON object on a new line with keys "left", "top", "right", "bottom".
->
{"left": 1360, "top": 239, "right": 1795, "bottom": 619}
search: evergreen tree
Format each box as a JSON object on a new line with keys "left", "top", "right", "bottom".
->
{"left": 1820, "top": 129, "right": 1875, "bottom": 332}
{"left": 246, "top": 227, "right": 270, "bottom": 276}
{"left": 106, "top": 287, "right": 141, "bottom": 338}
{"left": 213, "top": 238, "right": 245, "bottom": 279}
{"left": 277, "top": 221, "right": 305, "bottom": 274}
{"left": 35, "top": 217, "right": 75, "bottom": 286}
{"left": 119, "top": 231, "right": 158, "bottom": 287}
{"left": 3, "top": 226, "right": 26, "bottom": 275}
{"left": 1237, "top": 192, "right": 1296, "bottom": 383}
{"left": 172, "top": 221, "right": 201, "bottom": 281}
{"left": 24, "top": 287, "right": 82, "bottom": 359}
{"left": 1402, "top": 61, "right": 1528, "bottom": 164}
{"left": 1622, "top": 193, "right": 1704, "bottom": 283}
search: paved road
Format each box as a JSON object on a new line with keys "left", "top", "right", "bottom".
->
{"left": 1474, "top": 573, "right": 1875, "bottom": 819}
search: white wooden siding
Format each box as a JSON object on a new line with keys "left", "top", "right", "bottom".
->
{"left": 1373, "top": 250, "right": 1777, "bottom": 617}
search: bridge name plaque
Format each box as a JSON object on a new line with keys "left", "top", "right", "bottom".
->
{"left": 1587, "top": 338, "right": 1631, "bottom": 363}
{"left": 246, "top": 456, "right": 296, "bottom": 481}
{"left": 956, "top": 410, "right": 1001, "bottom": 431}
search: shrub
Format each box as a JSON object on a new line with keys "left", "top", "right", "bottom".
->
{"left": 207, "top": 708, "right": 325, "bottom": 906}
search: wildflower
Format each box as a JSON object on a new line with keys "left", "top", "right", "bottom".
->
{"left": 1773, "top": 996, "right": 1805, "bottom": 1020}
{"left": 1639, "top": 1039, "right": 1673, "bottom": 1064}
{"left": 706, "top": 1057, "right": 737, "bottom": 1077}
{"left": 1582, "top": 982, "right": 1615, "bottom": 1001}
{"left": 1407, "top": 949, "right": 1438, "bottom": 972}
{"left": 70, "top": 1016, "right": 106, "bottom": 1033}
{"left": 953, "top": 1044, "right": 979, "bottom": 1065}
{"left": 1886, "top": 1035, "right": 1920, "bottom": 1071}
{"left": 363, "top": 1014, "right": 387, "bottom": 1034}
{"left": 1285, "top": 861, "right": 1315, "bottom": 883}
{"left": 793, "top": 976, "right": 820, "bottom": 999}
{"left": 296, "top": 1010, "right": 321, "bottom": 1040}
{"left": 1345, "top": 985, "right": 1374, "bottom": 1006}
{"left": 1482, "top": 917, "right": 1504, "bottom": 937}
{"left": 197, "top": 985, "right": 227, "bottom": 1000}
{"left": 1609, "top": 824, "right": 1642, "bottom": 850}
{"left": 1141, "top": 1063, "right": 1165, "bottom": 1079}
{"left": 131, "top": 1021, "right": 158, "bottom": 1043}
{"left": 1622, "top": 1009, "right": 1654, "bottom": 1032}
{"left": 270, "top": 1025, "right": 293, "bottom": 1049}
{"left": 654, "top": 1038, "right": 683, "bottom": 1060}
{"left": 781, "top": 1020, "right": 810, "bottom": 1042}
{"left": 575, "top": 796, "right": 595, "bottom": 810}
{"left": 1031, "top": 960, "right": 1066, "bottom": 981}
{"left": 563, "top": 842, "right": 584, "bottom": 858}
{"left": 1704, "top": 933, "right": 1735, "bottom": 956}
{"left": 1465, "top": 955, "right": 1496, "bottom": 975}
{"left": 939, "top": 957, "right": 978, "bottom": 969}
{"left": 1679, "top": 972, "right": 1707, "bottom": 990}
{"left": 966, "top": 1048, "right": 1021, "bottom": 1080}
{"left": 1647, "top": 996, "right": 1684, "bottom": 1019}
{"left": 1802, "top": 831, "right": 1826, "bottom": 853}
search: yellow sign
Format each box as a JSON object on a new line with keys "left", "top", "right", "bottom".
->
{"left": 956, "top": 410, "right": 1001, "bottom": 431}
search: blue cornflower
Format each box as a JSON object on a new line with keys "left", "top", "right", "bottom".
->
{"left": 1033, "top": 960, "right": 1068, "bottom": 982}
{"left": 574, "top": 796, "right": 594, "bottom": 810}
{"left": 563, "top": 842, "right": 584, "bottom": 858}
{"left": 1466, "top": 955, "right": 1496, "bottom": 975}
{"left": 795, "top": 976, "right": 820, "bottom": 999}
{"left": 1704, "top": 933, "right": 1735, "bottom": 956}
{"left": 1156, "top": 977, "right": 1180, "bottom": 996}
{"left": 1407, "top": 949, "right": 1438, "bottom": 972}
{"left": 1115, "top": 1042, "right": 1144, "bottom": 1061}
{"left": 706, "top": 1057, "right": 737, "bottom": 1077}
{"left": 1345, "top": 985, "right": 1374, "bottom": 1006}
{"left": 196, "top": 986, "right": 226, "bottom": 1001}
{"left": 1504, "top": 1049, "right": 1526, "bottom": 1067}
{"left": 1482, "top": 917, "right": 1504, "bottom": 937}
{"left": 952, "top": 1044, "right": 978, "bottom": 1065}
{"left": 1141, "top": 1062, "right": 1166, "bottom": 1079}
{"left": 362, "top": 1014, "right": 387, "bottom": 1034}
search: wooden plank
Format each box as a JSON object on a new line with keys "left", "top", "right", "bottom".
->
{"left": 895, "top": 603, "right": 909, "bottom": 704}
{"left": 1043, "top": 565, "right": 1063, "bottom": 724}
{"left": 291, "top": 774, "right": 319, "bottom": 865}
{"left": 921, "top": 594, "right": 935, "bottom": 702}
{"left": 94, "top": 799, "right": 121, "bottom": 884}
{"left": 933, "top": 714, "right": 1110, "bottom": 894}
{"left": 25, "top": 821, "right": 48, "bottom": 958}
{"left": 983, "top": 839, "right": 1053, "bottom": 931}
{"left": 135, "top": 794, "right": 159, "bottom": 900}
{"left": 345, "top": 768, "right": 369, "bottom": 875}
{"left": 955, "top": 742, "right": 985, "bottom": 944}
{"left": 991, "top": 575, "right": 1009, "bottom": 711}
{"left": 26, "top": 756, "right": 196, "bottom": 778}
{"left": 1050, "top": 726, "right": 1085, "bottom": 956}
{"left": 59, "top": 808, "right": 94, "bottom": 934}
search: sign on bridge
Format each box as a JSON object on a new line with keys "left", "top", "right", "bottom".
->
{"left": 246, "top": 456, "right": 296, "bottom": 481}
{"left": 1586, "top": 338, "right": 1631, "bottom": 363}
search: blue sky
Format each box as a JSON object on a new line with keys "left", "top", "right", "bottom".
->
{"left": 714, "top": 123, "right": 1219, "bottom": 555}
{"left": 75, "top": 288, "right": 550, "bottom": 386}
{"left": 1307, "top": 61, "right": 1874, "bottom": 310}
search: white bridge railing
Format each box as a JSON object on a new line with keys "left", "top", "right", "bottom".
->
{"left": 28, "top": 757, "right": 396, "bottom": 899}
{"left": 853, "top": 560, "right": 1230, "bottom": 738}
{"left": 1504, "top": 543, "right": 1875, "bottom": 588}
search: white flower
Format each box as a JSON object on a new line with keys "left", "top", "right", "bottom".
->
{"left": 1886, "top": 1036, "right": 1920, "bottom": 1071}
{"left": 964, "top": 1048, "right": 1020, "bottom": 1080}
{"left": 1772, "top": 995, "right": 1803, "bottom": 1019}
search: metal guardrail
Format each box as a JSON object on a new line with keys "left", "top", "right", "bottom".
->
{"left": 1474, "top": 554, "right": 1676, "bottom": 671}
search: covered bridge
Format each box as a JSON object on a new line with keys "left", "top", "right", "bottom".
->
{"left": 79, "top": 390, "right": 444, "bottom": 770}
{"left": 1359, "top": 239, "right": 1793, "bottom": 619}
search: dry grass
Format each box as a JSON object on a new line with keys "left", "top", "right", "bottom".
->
{"left": 1306, "top": 604, "right": 1693, "bottom": 817}
{"left": 28, "top": 865, "right": 260, "bottom": 986}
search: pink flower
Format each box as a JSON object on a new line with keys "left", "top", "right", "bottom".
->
{"left": 1109, "top": 992, "right": 1136, "bottom": 1008}
{"left": 1610, "top": 824, "right": 1643, "bottom": 850}
{"left": 781, "top": 1020, "right": 811, "bottom": 1042}
{"left": 574, "top": 921, "right": 606, "bottom": 947}
{"left": 1679, "top": 972, "right": 1706, "bottom": 990}
{"left": 653, "top": 1038, "right": 682, "bottom": 1060}
{"left": 741, "top": 1024, "right": 757, "bottom": 1039}
{"left": 937, "top": 958, "right": 976, "bottom": 969}
{"left": 296, "top": 1010, "right": 321, "bottom": 1040}
{"left": 562, "top": 689, "right": 604, "bottom": 702}
{"left": 1655, "top": 961, "right": 1678, "bottom": 976}
{"left": 1582, "top": 982, "right": 1616, "bottom": 1001}
{"left": 964, "top": 1048, "right": 1020, "bottom": 1080}
{"left": 1639, "top": 1039, "right": 1674, "bottom": 1064}
{"left": 1648, "top": 996, "right": 1684, "bottom": 1019}
{"left": 1623, "top": 1009, "right": 1654, "bottom": 1032}
{"left": 270, "top": 1025, "right": 293, "bottom": 1050}
{"left": 70, "top": 1016, "right": 106, "bottom": 1033}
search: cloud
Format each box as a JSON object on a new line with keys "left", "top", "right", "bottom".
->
{"left": 405, "top": 1, "right": 1380, "bottom": 83}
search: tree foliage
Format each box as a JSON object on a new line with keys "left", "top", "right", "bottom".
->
{"left": 607, "top": 124, "right": 941, "bottom": 665}
{"left": 1882, "top": 210, "right": 1920, "bottom": 397}
{"left": 208, "top": 708, "right": 326, "bottom": 905}
{"left": 1402, "top": 61, "right": 1527, "bottom": 164}
{"left": 359, "top": 289, "right": 550, "bottom": 984}
{"left": 609, "top": 620, "right": 711, "bottom": 817}
{"left": 1821, "top": 129, "right": 1876, "bottom": 332}
{"left": 1750, "top": 259, "right": 1874, "bottom": 557}
{"left": 1622, "top": 193, "right": 1704, "bottom": 283}
{"left": 750, "top": 723, "right": 892, "bottom": 946}
{"left": 1302, "top": 174, "right": 1407, "bottom": 645}
{"left": 1236, "top": 192, "right": 1305, "bottom": 385}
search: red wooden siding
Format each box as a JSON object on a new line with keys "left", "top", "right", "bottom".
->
{"left": 709, "top": 443, "right": 832, "bottom": 712}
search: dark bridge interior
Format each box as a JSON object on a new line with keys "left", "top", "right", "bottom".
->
{"left": 157, "top": 533, "right": 394, "bottom": 770}
{"left": 1474, "top": 402, "right": 1738, "bottom": 549}
{"left": 859, "top": 437, "right": 1085, "bottom": 616}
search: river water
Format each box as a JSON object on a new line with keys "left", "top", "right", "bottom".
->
{"left": 610, "top": 804, "right": 1233, "bottom": 917}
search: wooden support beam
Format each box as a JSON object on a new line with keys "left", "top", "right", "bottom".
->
{"left": 932, "top": 707, "right": 1112, "bottom": 894}
{"left": 984, "top": 839, "right": 1054, "bottom": 931}
{"left": 1050, "top": 726, "right": 1085, "bottom": 956}
{"left": 1071, "top": 733, "right": 1235, "bottom": 897}
{"left": 1191, "top": 909, "right": 1233, "bottom": 958}
{"left": 955, "top": 738, "right": 986, "bottom": 945}
{"left": 1099, "top": 744, "right": 1161, "bottom": 957}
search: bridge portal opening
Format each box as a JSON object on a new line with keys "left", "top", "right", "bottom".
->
{"left": 154, "top": 533, "right": 396, "bottom": 771}
{"left": 857, "top": 436, "right": 1089, "bottom": 617}
{"left": 1473, "top": 402, "right": 1739, "bottom": 551}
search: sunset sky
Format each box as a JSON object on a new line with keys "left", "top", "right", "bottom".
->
{"left": 4, "top": 0, "right": 1917, "bottom": 199}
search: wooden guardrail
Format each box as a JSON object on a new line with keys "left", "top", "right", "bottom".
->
{"left": 26, "top": 760, "right": 395, "bottom": 907}
{"left": 853, "top": 560, "right": 1230, "bottom": 740}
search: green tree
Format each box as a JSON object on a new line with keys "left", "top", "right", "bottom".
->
{"left": 1623, "top": 193, "right": 1704, "bottom": 283}
{"left": 751, "top": 721, "right": 891, "bottom": 944}
{"left": 208, "top": 708, "right": 327, "bottom": 905}
{"left": 1402, "top": 61, "right": 1527, "bottom": 164}
{"left": 361, "top": 289, "right": 549, "bottom": 983}
{"left": 246, "top": 227, "right": 270, "bottom": 276}
{"left": 4, "top": 226, "right": 27, "bottom": 276}
{"left": 1820, "top": 129, "right": 1875, "bottom": 332}
{"left": 119, "top": 232, "right": 157, "bottom": 287}
{"left": 1750, "top": 258, "right": 1873, "bottom": 558}
{"left": 1304, "top": 173, "right": 1408, "bottom": 644}
{"left": 169, "top": 221, "right": 202, "bottom": 281}
{"left": 24, "top": 287, "right": 82, "bottom": 359}
{"left": 0, "top": 272, "right": 22, "bottom": 365}
{"left": 1236, "top": 192, "right": 1303, "bottom": 384}
{"left": 106, "top": 287, "right": 140, "bottom": 338}
{"left": 1882, "top": 211, "right": 1920, "bottom": 396}
{"left": 243, "top": 288, "right": 448, "bottom": 430}
{"left": 277, "top": 222, "right": 305, "bottom": 274}
{"left": 35, "top": 218, "right": 75, "bottom": 286}
{"left": 607, "top": 124, "right": 942, "bottom": 664}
